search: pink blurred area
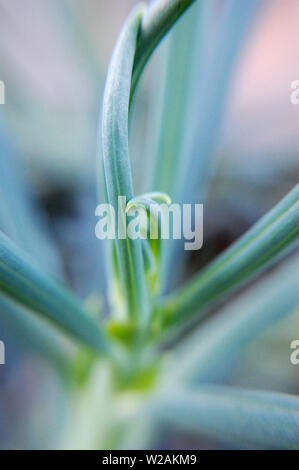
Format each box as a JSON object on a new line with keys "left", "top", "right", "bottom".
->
{"left": 222, "top": 0, "right": 299, "bottom": 162}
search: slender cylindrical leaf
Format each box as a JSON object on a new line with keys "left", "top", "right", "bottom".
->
{"left": 102, "top": 0, "right": 201, "bottom": 322}
{"left": 161, "top": 184, "right": 299, "bottom": 329}
{"left": 153, "top": 386, "right": 299, "bottom": 449}
{"left": 0, "top": 231, "right": 111, "bottom": 354}
{"left": 0, "top": 295, "right": 73, "bottom": 373}
{"left": 102, "top": 5, "right": 148, "bottom": 323}
{"left": 131, "top": 0, "right": 197, "bottom": 101}
{"left": 166, "top": 253, "right": 299, "bottom": 383}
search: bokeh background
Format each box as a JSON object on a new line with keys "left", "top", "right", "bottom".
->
{"left": 0, "top": 0, "right": 298, "bottom": 449}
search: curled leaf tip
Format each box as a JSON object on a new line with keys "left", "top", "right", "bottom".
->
{"left": 126, "top": 192, "right": 172, "bottom": 213}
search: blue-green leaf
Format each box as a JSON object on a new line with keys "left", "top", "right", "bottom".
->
{"left": 0, "top": 231, "right": 111, "bottom": 355}
{"left": 161, "top": 184, "right": 299, "bottom": 330}
{"left": 166, "top": 253, "right": 299, "bottom": 383}
{"left": 131, "top": 0, "right": 197, "bottom": 102}
{"left": 102, "top": 5, "right": 149, "bottom": 324}
{"left": 152, "top": 386, "right": 299, "bottom": 449}
{"left": 0, "top": 295, "right": 73, "bottom": 373}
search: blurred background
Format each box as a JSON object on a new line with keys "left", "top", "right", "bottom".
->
{"left": 0, "top": 0, "right": 298, "bottom": 449}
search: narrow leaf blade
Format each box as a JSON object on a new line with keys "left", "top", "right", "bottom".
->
{"left": 153, "top": 387, "right": 299, "bottom": 449}
{"left": 161, "top": 184, "right": 299, "bottom": 329}
{"left": 166, "top": 253, "right": 299, "bottom": 383}
{"left": 101, "top": 5, "right": 148, "bottom": 323}
{"left": 0, "top": 231, "right": 111, "bottom": 354}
